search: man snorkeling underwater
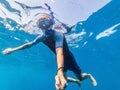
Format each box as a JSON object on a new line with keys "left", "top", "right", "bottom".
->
{"left": 2, "top": 13, "right": 97, "bottom": 90}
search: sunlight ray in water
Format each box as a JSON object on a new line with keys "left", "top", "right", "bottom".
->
{"left": 96, "top": 23, "right": 119, "bottom": 40}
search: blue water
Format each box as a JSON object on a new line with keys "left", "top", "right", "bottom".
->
{"left": 0, "top": 0, "right": 120, "bottom": 90}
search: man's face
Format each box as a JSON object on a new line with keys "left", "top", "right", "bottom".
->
{"left": 37, "top": 14, "right": 53, "bottom": 29}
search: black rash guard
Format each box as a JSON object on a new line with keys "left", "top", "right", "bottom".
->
{"left": 43, "top": 31, "right": 81, "bottom": 74}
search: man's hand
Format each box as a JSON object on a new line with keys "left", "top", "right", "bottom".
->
{"left": 55, "top": 74, "right": 67, "bottom": 90}
{"left": 2, "top": 48, "right": 14, "bottom": 54}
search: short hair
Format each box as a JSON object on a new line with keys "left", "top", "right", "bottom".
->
{"left": 39, "top": 13, "right": 50, "bottom": 20}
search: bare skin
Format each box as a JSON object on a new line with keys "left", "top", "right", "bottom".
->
{"left": 56, "top": 48, "right": 67, "bottom": 89}
{"left": 55, "top": 73, "right": 97, "bottom": 90}
{"left": 55, "top": 76, "right": 81, "bottom": 90}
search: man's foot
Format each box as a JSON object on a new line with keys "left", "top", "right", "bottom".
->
{"left": 88, "top": 74, "right": 97, "bottom": 86}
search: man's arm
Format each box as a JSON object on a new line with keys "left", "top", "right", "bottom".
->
{"left": 56, "top": 48, "right": 64, "bottom": 72}
{"left": 2, "top": 35, "right": 45, "bottom": 54}
{"left": 55, "top": 48, "right": 67, "bottom": 90}
{"left": 54, "top": 32, "right": 67, "bottom": 90}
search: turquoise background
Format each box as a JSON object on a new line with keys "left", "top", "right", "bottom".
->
{"left": 0, "top": 0, "right": 120, "bottom": 90}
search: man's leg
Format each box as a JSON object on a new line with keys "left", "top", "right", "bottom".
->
{"left": 66, "top": 77, "right": 83, "bottom": 90}
{"left": 67, "top": 77, "right": 81, "bottom": 85}
{"left": 75, "top": 73, "right": 97, "bottom": 86}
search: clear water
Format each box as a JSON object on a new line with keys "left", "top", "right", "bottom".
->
{"left": 0, "top": 0, "right": 120, "bottom": 90}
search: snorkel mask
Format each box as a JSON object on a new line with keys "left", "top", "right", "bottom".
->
{"left": 38, "top": 18, "right": 53, "bottom": 29}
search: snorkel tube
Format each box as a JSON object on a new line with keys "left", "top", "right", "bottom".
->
{"left": 44, "top": 3, "right": 55, "bottom": 25}
{"left": 41, "top": 3, "right": 55, "bottom": 35}
{"left": 44, "top": 3, "right": 68, "bottom": 26}
{"left": 44, "top": 3, "right": 72, "bottom": 34}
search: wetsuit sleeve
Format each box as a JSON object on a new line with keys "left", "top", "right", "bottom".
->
{"left": 54, "top": 32, "right": 64, "bottom": 48}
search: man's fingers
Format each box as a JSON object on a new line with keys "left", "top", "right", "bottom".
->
{"left": 55, "top": 75, "right": 68, "bottom": 90}
{"left": 55, "top": 76, "right": 60, "bottom": 85}
{"left": 2, "top": 50, "right": 8, "bottom": 54}
{"left": 55, "top": 76, "right": 61, "bottom": 89}
{"left": 2, "top": 48, "right": 13, "bottom": 54}
{"left": 61, "top": 80, "right": 67, "bottom": 89}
